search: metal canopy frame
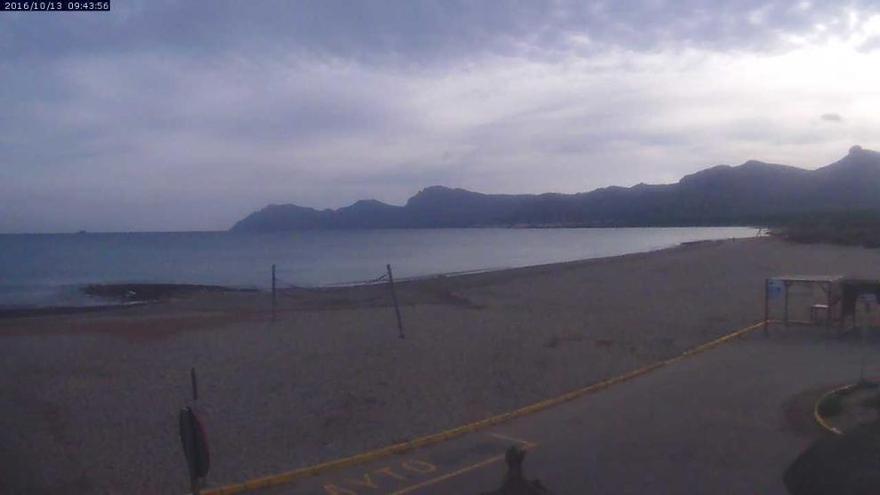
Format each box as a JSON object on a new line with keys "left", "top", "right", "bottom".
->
{"left": 763, "top": 275, "right": 844, "bottom": 334}
{"left": 839, "top": 278, "right": 880, "bottom": 330}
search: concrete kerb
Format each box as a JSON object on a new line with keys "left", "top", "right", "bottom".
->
{"left": 813, "top": 383, "right": 858, "bottom": 435}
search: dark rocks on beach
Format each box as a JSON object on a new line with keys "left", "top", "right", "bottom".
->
{"left": 82, "top": 283, "right": 249, "bottom": 303}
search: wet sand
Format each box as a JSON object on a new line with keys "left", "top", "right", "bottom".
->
{"left": 2, "top": 237, "right": 880, "bottom": 494}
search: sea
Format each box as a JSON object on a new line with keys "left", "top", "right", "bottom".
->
{"left": 0, "top": 227, "right": 758, "bottom": 308}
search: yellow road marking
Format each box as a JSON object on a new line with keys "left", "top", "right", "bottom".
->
{"left": 202, "top": 320, "right": 764, "bottom": 495}
{"left": 388, "top": 454, "right": 505, "bottom": 495}
{"left": 388, "top": 438, "right": 538, "bottom": 495}
{"left": 486, "top": 432, "right": 538, "bottom": 449}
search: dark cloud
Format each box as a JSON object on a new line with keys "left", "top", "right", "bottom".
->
{"left": 1, "top": 1, "right": 879, "bottom": 232}
{"left": 2, "top": 1, "right": 875, "bottom": 64}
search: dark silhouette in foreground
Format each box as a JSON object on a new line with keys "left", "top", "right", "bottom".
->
{"left": 481, "top": 446, "right": 553, "bottom": 495}
{"left": 783, "top": 420, "right": 880, "bottom": 495}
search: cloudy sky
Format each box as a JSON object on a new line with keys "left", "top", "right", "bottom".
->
{"left": 2, "top": 1, "right": 879, "bottom": 232}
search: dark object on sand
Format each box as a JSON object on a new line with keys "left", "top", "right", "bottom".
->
{"left": 386, "top": 264, "right": 405, "bottom": 339}
{"left": 179, "top": 406, "right": 210, "bottom": 494}
{"left": 840, "top": 279, "right": 880, "bottom": 322}
{"left": 783, "top": 421, "right": 880, "bottom": 495}
{"left": 83, "top": 283, "right": 251, "bottom": 302}
{"left": 481, "top": 446, "right": 553, "bottom": 495}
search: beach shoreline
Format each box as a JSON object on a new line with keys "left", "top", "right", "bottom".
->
{"left": 0, "top": 226, "right": 758, "bottom": 313}
{"left": 3, "top": 236, "right": 880, "bottom": 493}
{"left": 0, "top": 237, "right": 737, "bottom": 319}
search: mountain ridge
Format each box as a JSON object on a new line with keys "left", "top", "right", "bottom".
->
{"left": 231, "top": 146, "right": 880, "bottom": 231}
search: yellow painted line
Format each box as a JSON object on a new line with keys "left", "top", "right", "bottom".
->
{"left": 389, "top": 437, "right": 538, "bottom": 495}
{"left": 389, "top": 453, "right": 506, "bottom": 495}
{"left": 201, "top": 320, "right": 764, "bottom": 495}
{"left": 486, "top": 432, "right": 538, "bottom": 449}
{"left": 813, "top": 383, "right": 857, "bottom": 435}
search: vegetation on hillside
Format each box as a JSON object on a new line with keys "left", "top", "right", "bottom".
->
{"left": 771, "top": 211, "right": 880, "bottom": 249}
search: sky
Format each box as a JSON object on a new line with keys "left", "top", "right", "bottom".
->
{"left": 2, "top": 1, "right": 880, "bottom": 233}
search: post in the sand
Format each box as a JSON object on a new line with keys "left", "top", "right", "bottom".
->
{"left": 386, "top": 264, "right": 405, "bottom": 339}
{"left": 180, "top": 369, "right": 209, "bottom": 495}
{"left": 190, "top": 367, "right": 198, "bottom": 401}
{"left": 763, "top": 278, "right": 769, "bottom": 335}
{"left": 179, "top": 406, "right": 209, "bottom": 495}
{"left": 271, "top": 264, "right": 277, "bottom": 321}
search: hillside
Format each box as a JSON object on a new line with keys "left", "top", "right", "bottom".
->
{"left": 231, "top": 146, "right": 880, "bottom": 231}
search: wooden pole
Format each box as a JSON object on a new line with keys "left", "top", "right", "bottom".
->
{"left": 386, "top": 264, "right": 404, "bottom": 339}
{"left": 190, "top": 367, "right": 198, "bottom": 402}
{"left": 826, "top": 281, "right": 832, "bottom": 332}
{"left": 853, "top": 290, "right": 859, "bottom": 332}
{"left": 188, "top": 367, "right": 200, "bottom": 494}
{"left": 271, "top": 264, "right": 277, "bottom": 322}
{"left": 763, "top": 279, "right": 769, "bottom": 336}
{"left": 180, "top": 379, "right": 205, "bottom": 495}
{"left": 784, "top": 281, "right": 790, "bottom": 328}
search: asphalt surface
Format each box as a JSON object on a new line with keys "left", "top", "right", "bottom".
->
{"left": 242, "top": 326, "right": 879, "bottom": 495}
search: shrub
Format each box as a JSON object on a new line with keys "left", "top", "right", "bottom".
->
{"left": 817, "top": 393, "right": 844, "bottom": 418}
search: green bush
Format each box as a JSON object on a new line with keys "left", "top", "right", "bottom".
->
{"left": 772, "top": 211, "right": 880, "bottom": 248}
{"left": 817, "top": 393, "right": 844, "bottom": 418}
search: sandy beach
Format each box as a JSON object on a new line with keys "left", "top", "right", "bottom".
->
{"left": 3, "top": 236, "right": 880, "bottom": 494}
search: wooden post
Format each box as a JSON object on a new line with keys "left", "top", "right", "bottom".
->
{"left": 190, "top": 367, "right": 198, "bottom": 402}
{"left": 179, "top": 407, "right": 206, "bottom": 495}
{"left": 386, "top": 264, "right": 404, "bottom": 339}
{"left": 783, "top": 281, "right": 790, "bottom": 328}
{"left": 826, "top": 281, "right": 832, "bottom": 332}
{"left": 187, "top": 399, "right": 202, "bottom": 495}
{"left": 180, "top": 373, "right": 209, "bottom": 495}
{"left": 763, "top": 278, "right": 769, "bottom": 336}
{"left": 852, "top": 289, "right": 858, "bottom": 332}
{"left": 271, "top": 264, "right": 277, "bottom": 322}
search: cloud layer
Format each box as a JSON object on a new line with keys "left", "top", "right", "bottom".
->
{"left": 2, "top": 1, "right": 880, "bottom": 232}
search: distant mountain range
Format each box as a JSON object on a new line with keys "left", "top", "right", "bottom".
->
{"left": 231, "top": 146, "right": 880, "bottom": 231}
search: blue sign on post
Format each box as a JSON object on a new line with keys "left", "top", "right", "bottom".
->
{"left": 768, "top": 279, "right": 785, "bottom": 299}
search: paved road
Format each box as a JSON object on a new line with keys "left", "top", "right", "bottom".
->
{"left": 247, "top": 328, "right": 879, "bottom": 495}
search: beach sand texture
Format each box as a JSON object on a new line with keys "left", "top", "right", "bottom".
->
{"left": 2, "top": 237, "right": 880, "bottom": 494}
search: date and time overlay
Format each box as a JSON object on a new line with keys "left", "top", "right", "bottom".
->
{"left": 2, "top": 1, "right": 109, "bottom": 11}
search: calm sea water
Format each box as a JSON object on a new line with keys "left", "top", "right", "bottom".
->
{"left": 0, "top": 227, "right": 757, "bottom": 308}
